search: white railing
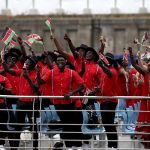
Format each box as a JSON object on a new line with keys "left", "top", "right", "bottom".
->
{"left": 0, "top": 95, "right": 150, "bottom": 149}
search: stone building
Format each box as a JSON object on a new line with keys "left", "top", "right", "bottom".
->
{"left": 0, "top": 14, "right": 150, "bottom": 54}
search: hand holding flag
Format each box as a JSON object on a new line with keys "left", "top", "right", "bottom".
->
{"left": 45, "top": 17, "right": 53, "bottom": 36}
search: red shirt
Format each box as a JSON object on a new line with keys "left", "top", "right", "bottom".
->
{"left": 0, "top": 64, "right": 21, "bottom": 95}
{"left": 0, "top": 75, "right": 12, "bottom": 103}
{"left": 129, "top": 68, "right": 138, "bottom": 96}
{"left": 142, "top": 72, "right": 150, "bottom": 96}
{"left": 42, "top": 66, "right": 84, "bottom": 105}
{"left": 16, "top": 60, "right": 23, "bottom": 69}
{"left": 16, "top": 69, "right": 38, "bottom": 102}
{"left": 83, "top": 61, "right": 102, "bottom": 92}
{"left": 40, "top": 65, "right": 52, "bottom": 96}
{"left": 68, "top": 55, "right": 83, "bottom": 73}
{"left": 99, "top": 66, "right": 118, "bottom": 103}
{"left": 117, "top": 70, "right": 128, "bottom": 96}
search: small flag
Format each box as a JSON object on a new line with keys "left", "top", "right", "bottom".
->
{"left": 34, "top": 37, "right": 43, "bottom": 45}
{"left": 24, "top": 34, "right": 43, "bottom": 47}
{"left": 141, "top": 32, "right": 149, "bottom": 44}
{"left": 8, "top": 39, "right": 16, "bottom": 48}
{"left": 1, "top": 27, "right": 16, "bottom": 45}
{"left": 24, "top": 38, "right": 35, "bottom": 47}
{"left": 45, "top": 17, "right": 52, "bottom": 30}
{"left": 99, "top": 52, "right": 110, "bottom": 66}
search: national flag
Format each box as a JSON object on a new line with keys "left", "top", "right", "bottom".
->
{"left": 34, "top": 37, "right": 43, "bottom": 45}
{"left": 24, "top": 38, "right": 35, "bottom": 47}
{"left": 99, "top": 52, "right": 110, "bottom": 66}
{"left": 1, "top": 27, "right": 16, "bottom": 45}
{"left": 8, "top": 39, "right": 16, "bottom": 48}
{"left": 24, "top": 34, "right": 43, "bottom": 47}
{"left": 141, "top": 32, "right": 149, "bottom": 44}
{"left": 45, "top": 17, "right": 52, "bottom": 30}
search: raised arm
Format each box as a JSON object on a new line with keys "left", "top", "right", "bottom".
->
{"left": 64, "top": 34, "right": 79, "bottom": 59}
{"left": 50, "top": 35, "right": 69, "bottom": 59}
{"left": 128, "top": 47, "right": 146, "bottom": 75}
{"left": 17, "top": 37, "right": 27, "bottom": 64}
{"left": 137, "top": 50, "right": 148, "bottom": 72}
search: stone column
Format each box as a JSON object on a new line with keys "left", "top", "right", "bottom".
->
{"left": 83, "top": 0, "right": 92, "bottom": 14}
{"left": 56, "top": 0, "right": 65, "bottom": 14}
{"left": 139, "top": 0, "right": 148, "bottom": 13}
{"left": 29, "top": 0, "right": 39, "bottom": 15}
{"left": 111, "top": 0, "right": 120, "bottom": 14}
{"left": 1, "top": 0, "right": 12, "bottom": 15}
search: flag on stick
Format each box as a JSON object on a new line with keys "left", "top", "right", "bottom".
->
{"left": 24, "top": 34, "right": 43, "bottom": 47}
{"left": 1, "top": 27, "right": 16, "bottom": 45}
{"left": 45, "top": 17, "right": 53, "bottom": 36}
{"left": 8, "top": 39, "right": 17, "bottom": 48}
{"left": 45, "top": 17, "right": 52, "bottom": 30}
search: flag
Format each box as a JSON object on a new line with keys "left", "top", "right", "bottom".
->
{"left": 45, "top": 17, "right": 52, "bottom": 30}
{"left": 8, "top": 39, "right": 16, "bottom": 48}
{"left": 1, "top": 27, "right": 16, "bottom": 45}
{"left": 141, "top": 32, "right": 149, "bottom": 44}
{"left": 99, "top": 52, "right": 110, "bottom": 66}
{"left": 24, "top": 34, "right": 43, "bottom": 47}
{"left": 24, "top": 38, "right": 35, "bottom": 48}
{"left": 34, "top": 38, "right": 43, "bottom": 45}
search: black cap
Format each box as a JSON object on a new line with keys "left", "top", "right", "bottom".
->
{"left": 105, "top": 52, "right": 114, "bottom": 60}
{"left": 9, "top": 48, "right": 22, "bottom": 57}
{"left": 4, "top": 52, "right": 19, "bottom": 61}
{"left": 76, "top": 44, "right": 88, "bottom": 51}
{"left": 86, "top": 47, "right": 99, "bottom": 62}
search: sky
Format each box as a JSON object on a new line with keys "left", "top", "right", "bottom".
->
{"left": 0, "top": 0, "right": 150, "bottom": 15}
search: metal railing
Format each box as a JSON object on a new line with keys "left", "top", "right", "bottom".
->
{"left": 0, "top": 95, "right": 150, "bottom": 149}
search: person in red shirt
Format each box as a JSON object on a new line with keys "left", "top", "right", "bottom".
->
{"left": 37, "top": 55, "right": 84, "bottom": 149}
{"left": 8, "top": 56, "right": 39, "bottom": 149}
{"left": 82, "top": 47, "right": 102, "bottom": 104}
{"left": 128, "top": 47, "right": 150, "bottom": 148}
{"left": 98, "top": 52, "right": 119, "bottom": 149}
{"left": 51, "top": 34, "right": 88, "bottom": 75}
{"left": 0, "top": 74, "right": 12, "bottom": 149}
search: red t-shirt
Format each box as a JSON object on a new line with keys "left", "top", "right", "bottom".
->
{"left": 0, "top": 75, "right": 12, "bottom": 103}
{"left": 16, "top": 60, "right": 23, "bottom": 69}
{"left": 99, "top": 66, "right": 118, "bottom": 103}
{"left": 42, "top": 66, "right": 84, "bottom": 105}
{"left": 16, "top": 69, "right": 38, "bottom": 102}
{"left": 83, "top": 61, "right": 102, "bottom": 92}
{"left": 117, "top": 69, "right": 128, "bottom": 96}
{"left": 0, "top": 64, "right": 21, "bottom": 95}
{"left": 40, "top": 65, "right": 52, "bottom": 96}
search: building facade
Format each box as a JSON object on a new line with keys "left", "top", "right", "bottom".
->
{"left": 0, "top": 14, "right": 150, "bottom": 54}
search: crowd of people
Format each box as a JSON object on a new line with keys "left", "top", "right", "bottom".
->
{"left": 0, "top": 29, "right": 150, "bottom": 150}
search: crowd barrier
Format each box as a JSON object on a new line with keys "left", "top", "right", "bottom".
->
{"left": 0, "top": 95, "right": 150, "bottom": 149}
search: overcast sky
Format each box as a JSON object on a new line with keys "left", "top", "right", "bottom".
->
{"left": 0, "top": 0, "right": 150, "bottom": 15}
